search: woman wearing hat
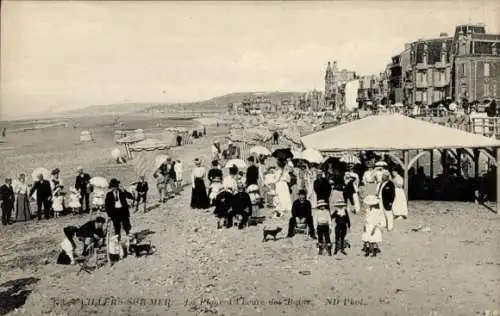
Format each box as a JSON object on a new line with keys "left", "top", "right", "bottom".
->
{"left": 274, "top": 167, "right": 292, "bottom": 218}
{"left": 208, "top": 175, "right": 224, "bottom": 206}
{"left": 376, "top": 170, "right": 395, "bottom": 231}
{"left": 14, "top": 173, "right": 31, "bottom": 222}
{"left": 50, "top": 168, "right": 65, "bottom": 218}
{"left": 362, "top": 195, "right": 385, "bottom": 257}
{"left": 343, "top": 166, "right": 360, "bottom": 214}
{"left": 391, "top": 169, "right": 408, "bottom": 220}
{"left": 190, "top": 158, "right": 210, "bottom": 210}
{"left": 313, "top": 200, "right": 333, "bottom": 255}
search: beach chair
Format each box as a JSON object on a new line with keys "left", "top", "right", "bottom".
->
{"left": 294, "top": 218, "right": 310, "bottom": 240}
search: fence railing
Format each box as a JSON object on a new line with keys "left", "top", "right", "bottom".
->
{"left": 469, "top": 117, "right": 500, "bottom": 139}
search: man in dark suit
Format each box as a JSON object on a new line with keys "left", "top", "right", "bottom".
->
{"left": 75, "top": 167, "right": 91, "bottom": 213}
{"left": 105, "top": 178, "right": 135, "bottom": 240}
{"left": 135, "top": 176, "right": 149, "bottom": 213}
{"left": 245, "top": 156, "right": 259, "bottom": 187}
{"left": 377, "top": 170, "right": 396, "bottom": 231}
{"left": 0, "top": 178, "right": 15, "bottom": 225}
{"left": 29, "top": 174, "right": 52, "bottom": 220}
{"left": 314, "top": 170, "right": 331, "bottom": 209}
{"left": 287, "top": 189, "right": 316, "bottom": 239}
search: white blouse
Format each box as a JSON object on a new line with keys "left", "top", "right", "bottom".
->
{"left": 14, "top": 182, "right": 29, "bottom": 195}
{"left": 191, "top": 167, "right": 206, "bottom": 185}
{"left": 60, "top": 238, "right": 75, "bottom": 263}
{"left": 223, "top": 175, "right": 237, "bottom": 192}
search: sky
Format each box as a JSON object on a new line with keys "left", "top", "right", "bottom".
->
{"left": 1, "top": 1, "right": 499, "bottom": 119}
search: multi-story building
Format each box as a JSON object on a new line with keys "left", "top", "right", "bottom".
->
{"left": 451, "top": 23, "right": 500, "bottom": 103}
{"left": 409, "top": 33, "right": 453, "bottom": 106}
{"left": 324, "top": 60, "right": 357, "bottom": 110}
{"left": 387, "top": 55, "right": 403, "bottom": 104}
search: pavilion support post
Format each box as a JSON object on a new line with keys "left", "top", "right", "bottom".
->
{"left": 497, "top": 147, "right": 500, "bottom": 214}
{"left": 457, "top": 149, "right": 462, "bottom": 173}
{"left": 403, "top": 150, "right": 409, "bottom": 200}
{"left": 429, "top": 149, "right": 434, "bottom": 180}
{"left": 473, "top": 149, "right": 480, "bottom": 178}
{"left": 416, "top": 150, "right": 420, "bottom": 170}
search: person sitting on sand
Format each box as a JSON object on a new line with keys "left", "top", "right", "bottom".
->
{"left": 287, "top": 189, "right": 316, "bottom": 239}
{"left": 57, "top": 226, "right": 79, "bottom": 265}
{"left": 76, "top": 216, "right": 106, "bottom": 256}
{"left": 227, "top": 182, "right": 252, "bottom": 229}
{"left": 213, "top": 186, "right": 233, "bottom": 229}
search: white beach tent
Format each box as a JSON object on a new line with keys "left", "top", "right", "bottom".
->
{"left": 301, "top": 114, "right": 500, "bottom": 213}
{"left": 80, "top": 130, "right": 93, "bottom": 142}
{"left": 129, "top": 138, "right": 170, "bottom": 198}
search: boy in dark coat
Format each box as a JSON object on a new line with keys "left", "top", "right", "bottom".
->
{"left": 331, "top": 201, "right": 351, "bottom": 255}
{"left": 135, "top": 176, "right": 149, "bottom": 213}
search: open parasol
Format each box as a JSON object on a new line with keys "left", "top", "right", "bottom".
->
{"left": 272, "top": 148, "right": 293, "bottom": 160}
{"left": 90, "top": 176, "right": 109, "bottom": 188}
{"left": 301, "top": 148, "right": 324, "bottom": 164}
{"left": 225, "top": 159, "right": 247, "bottom": 169}
{"left": 249, "top": 145, "right": 271, "bottom": 156}
{"left": 31, "top": 168, "right": 51, "bottom": 181}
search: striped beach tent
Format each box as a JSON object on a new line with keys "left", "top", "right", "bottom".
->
{"left": 129, "top": 139, "right": 170, "bottom": 199}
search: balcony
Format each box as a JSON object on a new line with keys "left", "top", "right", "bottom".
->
{"left": 415, "top": 63, "right": 429, "bottom": 70}
{"left": 433, "top": 80, "right": 449, "bottom": 88}
{"left": 415, "top": 81, "right": 428, "bottom": 89}
{"left": 434, "top": 61, "right": 450, "bottom": 69}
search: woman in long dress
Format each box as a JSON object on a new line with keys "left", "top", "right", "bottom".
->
{"left": 344, "top": 168, "right": 360, "bottom": 214}
{"left": 274, "top": 167, "right": 292, "bottom": 218}
{"left": 190, "top": 158, "right": 210, "bottom": 209}
{"left": 391, "top": 170, "right": 408, "bottom": 219}
{"left": 306, "top": 165, "right": 318, "bottom": 208}
{"left": 362, "top": 166, "right": 378, "bottom": 197}
{"left": 14, "top": 174, "right": 31, "bottom": 222}
{"left": 50, "top": 169, "right": 65, "bottom": 217}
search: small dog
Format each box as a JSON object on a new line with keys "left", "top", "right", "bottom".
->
{"left": 344, "top": 239, "right": 351, "bottom": 249}
{"left": 262, "top": 227, "right": 283, "bottom": 242}
{"left": 129, "top": 242, "right": 156, "bottom": 257}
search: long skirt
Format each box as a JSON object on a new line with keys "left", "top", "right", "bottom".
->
{"left": 15, "top": 194, "right": 31, "bottom": 222}
{"left": 190, "top": 178, "right": 210, "bottom": 209}
{"left": 363, "top": 182, "right": 378, "bottom": 198}
{"left": 392, "top": 188, "right": 408, "bottom": 217}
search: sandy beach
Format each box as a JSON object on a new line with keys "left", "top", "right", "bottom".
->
{"left": 0, "top": 118, "right": 498, "bottom": 316}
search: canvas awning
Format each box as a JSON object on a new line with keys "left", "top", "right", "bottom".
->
{"left": 301, "top": 114, "right": 500, "bottom": 151}
{"left": 301, "top": 114, "right": 500, "bottom": 213}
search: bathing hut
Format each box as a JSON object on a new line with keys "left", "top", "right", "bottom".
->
{"left": 80, "top": 130, "right": 93, "bottom": 142}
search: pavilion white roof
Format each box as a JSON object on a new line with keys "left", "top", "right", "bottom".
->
{"left": 301, "top": 114, "right": 500, "bottom": 151}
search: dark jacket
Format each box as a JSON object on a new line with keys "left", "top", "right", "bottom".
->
{"left": 208, "top": 168, "right": 223, "bottom": 183}
{"left": 75, "top": 173, "right": 91, "bottom": 192}
{"left": 0, "top": 184, "right": 15, "bottom": 206}
{"left": 29, "top": 180, "right": 52, "bottom": 201}
{"left": 378, "top": 180, "right": 396, "bottom": 211}
{"left": 314, "top": 178, "right": 331, "bottom": 201}
{"left": 231, "top": 192, "right": 252, "bottom": 213}
{"left": 77, "top": 220, "right": 105, "bottom": 239}
{"left": 245, "top": 165, "right": 259, "bottom": 186}
{"left": 332, "top": 210, "right": 351, "bottom": 228}
{"left": 136, "top": 181, "right": 149, "bottom": 195}
{"left": 291, "top": 199, "right": 312, "bottom": 219}
{"left": 213, "top": 191, "right": 233, "bottom": 218}
{"left": 105, "top": 189, "right": 134, "bottom": 218}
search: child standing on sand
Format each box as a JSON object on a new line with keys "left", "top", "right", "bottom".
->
{"left": 362, "top": 195, "right": 385, "bottom": 257}
{"left": 68, "top": 188, "right": 81, "bottom": 215}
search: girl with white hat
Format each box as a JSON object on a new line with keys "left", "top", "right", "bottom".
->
{"left": 362, "top": 195, "right": 385, "bottom": 257}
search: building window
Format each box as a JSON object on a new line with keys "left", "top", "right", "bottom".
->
{"left": 423, "top": 91, "right": 428, "bottom": 103}
{"left": 484, "top": 63, "right": 490, "bottom": 77}
{"left": 460, "top": 64, "right": 467, "bottom": 77}
{"left": 460, "top": 86, "right": 468, "bottom": 98}
{"left": 493, "top": 84, "right": 497, "bottom": 97}
{"left": 484, "top": 84, "right": 490, "bottom": 97}
{"left": 434, "top": 90, "right": 441, "bottom": 102}
{"left": 427, "top": 70, "right": 432, "bottom": 84}
{"left": 416, "top": 91, "right": 422, "bottom": 102}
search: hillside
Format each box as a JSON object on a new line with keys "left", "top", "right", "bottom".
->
{"left": 59, "top": 91, "right": 304, "bottom": 116}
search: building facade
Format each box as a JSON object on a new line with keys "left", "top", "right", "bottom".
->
{"left": 324, "top": 60, "right": 357, "bottom": 110}
{"left": 451, "top": 24, "right": 500, "bottom": 103}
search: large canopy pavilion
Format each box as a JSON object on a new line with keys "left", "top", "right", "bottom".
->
{"left": 301, "top": 114, "right": 500, "bottom": 213}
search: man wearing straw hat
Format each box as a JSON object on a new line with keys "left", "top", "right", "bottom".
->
{"left": 105, "top": 178, "right": 134, "bottom": 240}
{"left": 376, "top": 170, "right": 396, "bottom": 231}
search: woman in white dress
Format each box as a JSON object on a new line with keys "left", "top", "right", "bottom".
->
{"left": 274, "top": 168, "right": 292, "bottom": 218}
{"left": 362, "top": 195, "right": 385, "bottom": 257}
{"left": 14, "top": 174, "right": 32, "bottom": 222}
{"left": 92, "top": 186, "right": 106, "bottom": 212}
{"left": 362, "top": 166, "right": 378, "bottom": 197}
{"left": 306, "top": 165, "right": 318, "bottom": 208}
{"left": 50, "top": 169, "right": 65, "bottom": 218}
{"left": 391, "top": 170, "right": 408, "bottom": 219}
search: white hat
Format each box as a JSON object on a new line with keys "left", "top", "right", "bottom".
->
{"left": 316, "top": 200, "right": 328, "bottom": 209}
{"left": 363, "top": 195, "right": 379, "bottom": 206}
{"left": 375, "top": 161, "right": 388, "bottom": 168}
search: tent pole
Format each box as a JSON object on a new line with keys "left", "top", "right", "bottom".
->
{"left": 403, "top": 150, "right": 409, "bottom": 200}
{"left": 497, "top": 147, "right": 499, "bottom": 214}
{"left": 429, "top": 149, "right": 434, "bottom": 180}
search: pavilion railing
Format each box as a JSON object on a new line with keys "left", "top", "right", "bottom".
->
{"left": 469, "top": 117, "right": 500, "bottom": 139}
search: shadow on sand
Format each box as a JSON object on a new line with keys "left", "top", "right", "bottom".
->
{"left": 0, "top": 277, "right": 40, "bottom": 315}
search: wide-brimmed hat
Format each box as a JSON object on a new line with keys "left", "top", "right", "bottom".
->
{"left": 51, "top": 168, "right": 60, "bottom": 175}
{"left": 364, "top": 195, "right": 379, "bottom": 206}
{"left": 109, "top": 178, "right": 120, "bottom": 188}
{"left": 375, "top": 161, "right": 388, "bottom": 168}
{"left": 333, "top": 200, "right": 347, "bottom": 208}
{"left": 316, "top": 200, "right": 328, "bottom": 209}
{"left": 194, "top": 158, "right": 201, "bottom": 165}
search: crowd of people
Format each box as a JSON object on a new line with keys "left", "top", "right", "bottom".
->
{"left": 183, "top": 139, "right": 411, "bottom": 257}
